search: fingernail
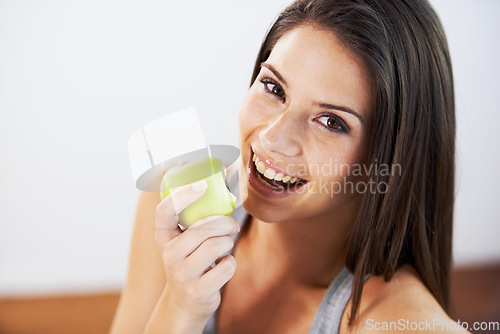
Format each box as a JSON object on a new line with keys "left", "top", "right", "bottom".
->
{"left": 192, "top": 180, "right": 208, "bottom": 192}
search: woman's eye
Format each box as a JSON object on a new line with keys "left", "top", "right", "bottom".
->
{"left": 267, "top": 83, "right": 285, "bottom": 97}
{"left": 317, "top": 115, "right": 349, "bottom": 133}
{"left": 260, "top": 78, "right": 286, "bottom": 100}
{"left": 326, "top": 117, "right": 340, "bottom": 129}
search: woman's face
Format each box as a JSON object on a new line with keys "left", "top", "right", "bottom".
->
{"left": 238, "top": 25, "right": 373, "bottom": 224}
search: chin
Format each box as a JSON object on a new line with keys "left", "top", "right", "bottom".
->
{"left": 241, "top": 186, "right": 305, "bottom": 224}
{"left": 242, "top": 198, "right": 281, "bottom": 224}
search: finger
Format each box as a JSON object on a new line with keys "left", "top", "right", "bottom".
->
{"left": 160, "top": 160, "right": 189, "bottom": 174}
{"left": 190, "top": 215, "right": 223, "bottom": 227}
{"left": 200, "top": 255, "right": 237, "bottom": 290}
{"left": 155, "top": 179, "right": 208, "bottom": 245}
{"left": 203, "top": 263, "right": 214, "bottom": 275}
{"left": 202, "top": 256, "right": 224, "bottom": 274}
{"left": 188, "top": 216, "right": 234, "bottom": 274}
{"left": 170, "top": 216, "right": 239, "bottom": 259}
{"left": 184, "top": 235, "right": 235, "bottom": 279}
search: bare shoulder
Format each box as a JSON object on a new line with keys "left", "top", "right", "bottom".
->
{"left": 110, "top": 191, "right": 166, "bottom": 334}
{"left": 340, "top": 265, "right": 470, "bottom": 334}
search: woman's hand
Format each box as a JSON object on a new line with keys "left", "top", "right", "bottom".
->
{"left": 152, "top": 179, "right": 240, "bottom": 328}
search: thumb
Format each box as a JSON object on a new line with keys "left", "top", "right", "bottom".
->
{"left": 155, "top": 179, "right": 207, "bottom": 245}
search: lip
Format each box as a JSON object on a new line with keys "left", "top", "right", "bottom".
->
{"left": 251, "top": 147, "right": 306, "bottom": 180}
{"left": 247, "top": 149, "right": 308, "bottom": 199}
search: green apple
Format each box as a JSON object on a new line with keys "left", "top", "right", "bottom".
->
{"left": 160, "top": 156, "right": 237, "bottom": 228}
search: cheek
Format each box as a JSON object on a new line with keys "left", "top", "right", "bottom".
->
{"left": 237, "top": 94, "right": 252, "bottom": 132}
{"left": 238, "top": 85, "right": 271, "bottom": 135}
{"left": 309, "top": 137, "right": 368, "bottom": 181}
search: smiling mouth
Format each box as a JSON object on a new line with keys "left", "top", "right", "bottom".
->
{"left": 249, "top": 149, "right": 308, "bottom": 192}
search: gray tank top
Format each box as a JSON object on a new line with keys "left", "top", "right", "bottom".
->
{"left": 202, "top": 169, "right": 354, "bottom": 334}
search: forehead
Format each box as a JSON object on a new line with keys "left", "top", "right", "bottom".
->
{"left": 266, "top": 25, "right": 372, "bottom": 119}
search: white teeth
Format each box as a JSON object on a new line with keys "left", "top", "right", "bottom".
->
{"left": 256, "top": 161, "right": 266, "bottom": 174}
{"left": 253, "top": 153, "right": 304, "bottom": 184}
{"left": 263, "top": 168, "right": 276, "bottom": 180}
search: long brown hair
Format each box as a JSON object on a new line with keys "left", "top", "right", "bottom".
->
{"left": 250, "top": 0, "right": 455, "bottom": 325}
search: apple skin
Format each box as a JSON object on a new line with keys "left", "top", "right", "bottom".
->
{"left": 160, "top": 157, "right": 237, "bottom": 228}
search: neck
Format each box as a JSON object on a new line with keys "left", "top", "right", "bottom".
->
{"left": 239, "top": 200, "right": 358, "bottom": 289}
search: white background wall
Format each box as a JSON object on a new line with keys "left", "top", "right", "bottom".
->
{"left": 0, "top": 0, "right": 499, "bottom": 296}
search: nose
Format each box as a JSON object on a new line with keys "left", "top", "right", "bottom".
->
{"left": 259, "top": 111, "right": 302, "bottom": 157}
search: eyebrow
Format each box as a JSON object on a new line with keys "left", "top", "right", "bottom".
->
{"left": 314, "top": 102, "right": 365, "bottom": 124}
{"left": 261, "top": 62, "right": 364, "bottom": 124}
{"left": 260, "top": 62, "right": 288, "bottom": 87}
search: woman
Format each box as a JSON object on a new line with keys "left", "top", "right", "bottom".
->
{"left": 111, "top": 0, "right": 468, "bottom": 333}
